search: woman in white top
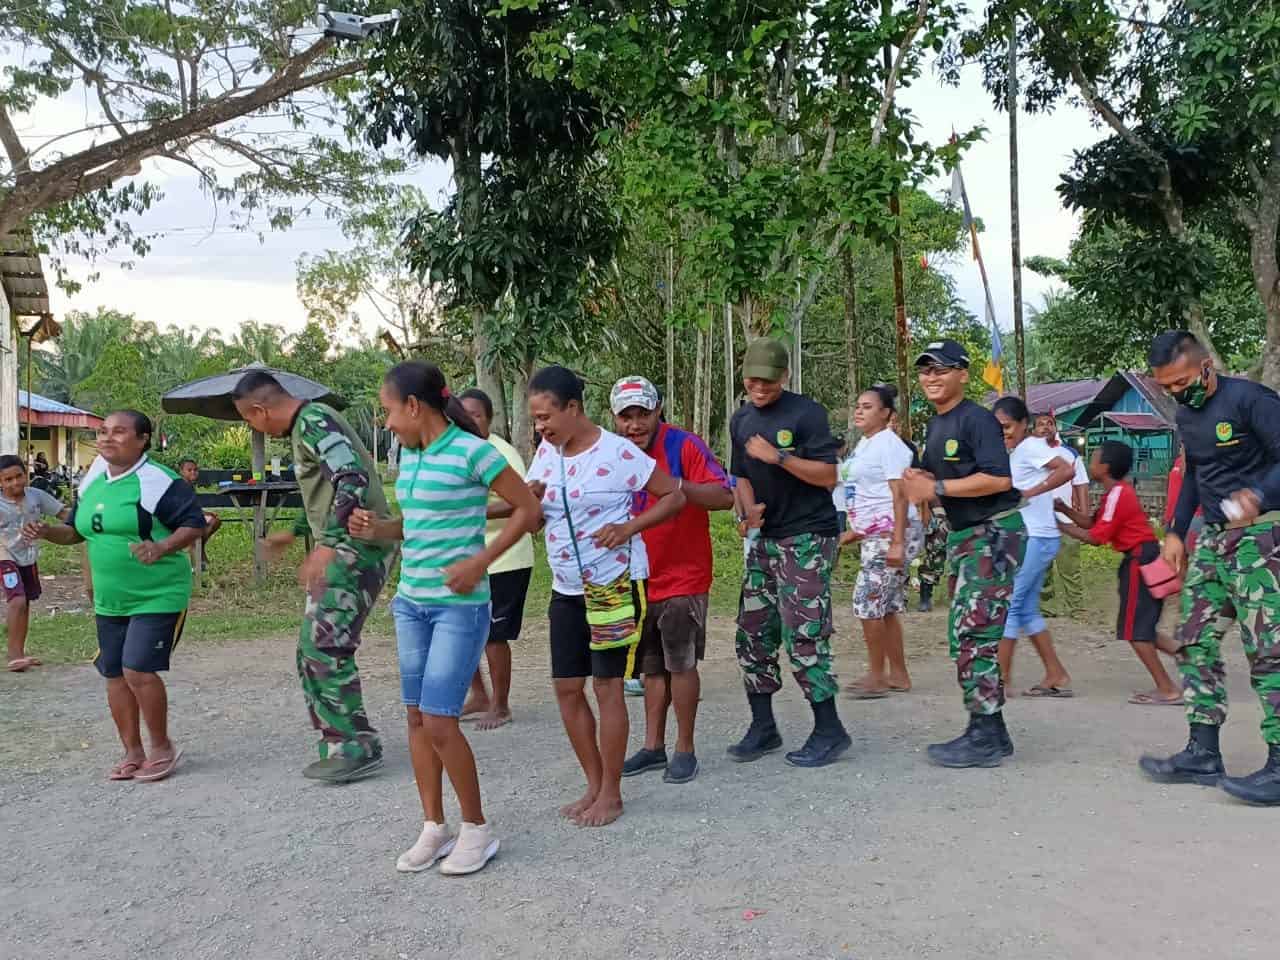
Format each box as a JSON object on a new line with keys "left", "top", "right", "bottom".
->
{"left": 840, "top": 385, "right": 924, "bottom": 699}
{"left": 992, "top": 396, "right": 1078, "bottom": 697}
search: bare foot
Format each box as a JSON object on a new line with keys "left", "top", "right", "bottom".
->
{"left": 474, "top": 708, "right": 512, "bottom": 731}
{"left": 575, "top": 795, "right": 623, "bottom": 828}
{"left": 560, "top": 790, "right": 596, "bottom": 820}
{"left": 846, "top": 674, "right": 888, "bottom": 692}
{"left": 887, "top": 674, "right": 912, "bottom": 692}
{"left": 1037, "top": 675, "right": 1072, "bottom": 691}
{"left": 460, "top": 695, "right": 490, "bottom": 719}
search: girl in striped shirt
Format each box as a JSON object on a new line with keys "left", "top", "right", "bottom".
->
{"left": 351, "top": 361, "right": 541, "bottom": 877}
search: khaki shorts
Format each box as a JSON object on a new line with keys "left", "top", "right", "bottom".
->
{"left": 638, "top": 594, "right": 708, "bottom": 675}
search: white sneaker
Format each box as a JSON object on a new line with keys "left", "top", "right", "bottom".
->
{"left": 438, "top": 821, "right": 499, "bottom": 876}
{"left": 396, "top": 821, "right": 455, "bottom": 873}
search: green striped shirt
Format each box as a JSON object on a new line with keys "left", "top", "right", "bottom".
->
{"left": 395, "top": 423, "right": 506, "bottom": 605}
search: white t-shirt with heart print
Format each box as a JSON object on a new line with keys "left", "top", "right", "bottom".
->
{"left": 527, "top": 429, "right": 655, "bottom": 596}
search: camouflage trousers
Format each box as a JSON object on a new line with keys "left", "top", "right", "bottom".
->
{"left": 1040, "top": 536, "right": 1083, "bottom": 618}
{"left": 947, "top": 512, "right": 1025, "bottom": 715}
{"left": 298, "top": 545, "right": 396, "bottom": 760}
{"left": 735, "top": 532, "right": 838, "bottom": 703}
{"left": 918, "top": 511, "right": 950, "bottom": 588}
{"left": 1177, "top": 520, "right": 1280, "bottom": 744}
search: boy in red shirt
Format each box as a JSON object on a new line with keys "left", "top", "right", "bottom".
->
{"left": 1056, "top": 440, "right": 1181, "bottom": 705}
{"left": 611, "top": 377, "right": 734, "bottom": 784}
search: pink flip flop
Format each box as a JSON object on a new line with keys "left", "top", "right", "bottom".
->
{"left": 107, "top": 758, "right": 142, "bottom": 781}
{"left": 134, "top": 748, "right": 184, "bottom": 782}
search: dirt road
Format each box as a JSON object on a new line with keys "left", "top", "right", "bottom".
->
{"left": 1, "top": 609, "right": 1273, "bottom": 960}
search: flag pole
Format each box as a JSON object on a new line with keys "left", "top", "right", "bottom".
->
{"left": 1008, "top": 18, "right": 1027, "bottom": 399}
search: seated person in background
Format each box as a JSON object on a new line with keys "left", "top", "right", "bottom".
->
{"left": 178, "top": 457, "right": 221, "bottom": 563}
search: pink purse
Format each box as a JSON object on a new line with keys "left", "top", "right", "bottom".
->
{"left": 1139, "top": 555, "right": 1183, "bottom": 600}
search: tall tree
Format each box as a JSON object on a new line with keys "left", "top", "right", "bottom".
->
{"left": 0, "top": 1, "right": 404, "bottom": 282}
{"left": 964, "top": 0, "right": 1280, "bottom": 383}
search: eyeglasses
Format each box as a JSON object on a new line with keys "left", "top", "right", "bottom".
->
{"left": 917, "top": 364, "right": 961, "bottom": 378}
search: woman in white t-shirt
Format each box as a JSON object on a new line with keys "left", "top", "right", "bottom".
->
{"left": 525, "top": 366, "right": 685, "bottom": 828}
{"left": 992, "top": 396, "right": 1078, "bottom": 697}
{"left": 840, "top": 385, "right": 923, "bottom": 699}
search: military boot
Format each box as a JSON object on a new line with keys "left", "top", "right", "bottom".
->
{"left": 927, "top": 713, "right": 1004, "bottom": 768}
{"left": 784, "top": 697, "right": 852, "bottom": 768}
{"left": 1138, "top": 724, "right": 1224, "bottom": 786}
{"left": 727, "top": 692, "right": 783, "bottom": 763}
{"left": 1220, "top": 745, "right": 1280, "bottom": 806}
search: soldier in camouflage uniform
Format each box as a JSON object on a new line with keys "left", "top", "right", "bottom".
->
{"left": 728, "top": 339, "right": 851, "bottom": 769}
{"left": 904, "top": 340, "right": 1025, "bottom": 768}
{"left": 233, "top": 371, "right": 397, "bottom": 783}
{"left": 916, "top": 507, "right": 949, "bottom": 612}
{"left": 1141, "top": 331, "right": 1280, "bottom": 805}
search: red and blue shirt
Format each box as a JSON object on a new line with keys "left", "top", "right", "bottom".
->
{"left": 632, "top": 422, "right": 729, "bottom": 602}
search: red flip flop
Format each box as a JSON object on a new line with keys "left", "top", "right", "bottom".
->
{"left": 134, "top": 748, "right": 184, "bottom": 782}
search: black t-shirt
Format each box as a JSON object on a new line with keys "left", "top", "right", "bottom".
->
{"left": 1173, "top": 375, "right": 1280, "bottom": 532}
{"left": 730, "top": 391, "right": 840, "bottom": 539}
{"left": 921, "top": 399, "right": 1020, "bottom": 531}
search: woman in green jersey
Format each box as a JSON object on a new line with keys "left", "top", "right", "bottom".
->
{"left": 28, "top": 411, "right": 204, "bottom": 782}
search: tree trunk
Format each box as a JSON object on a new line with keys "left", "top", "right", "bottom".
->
{"left": 510, "top": 351, "right": 537, "bottom": 457}
{"left": 889, "top": 191, "right": 911, "bottom": 441}
{"left": 1249, "top": 135, "right": 1280, "bottom": 389}
{"left": 665, "top": 242, "right": 676, "bottom": 420}
{"left": 470, "top": 307, "right": 508, "bottom": 438}
{"left": 702, "top": 318, "right": 714, "bottom": 441}
{"left": 694, "top": 324, "right": 706, "bottom": 439}
{"left": 843, "top": 244, "right": 859, "bottom": 437}
{"left": 723, "top": 301, "right": 735, "bottom": 456}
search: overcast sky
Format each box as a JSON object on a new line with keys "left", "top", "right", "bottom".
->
{"left": 41, "top": 58, "right": 1104, "bottom": 343}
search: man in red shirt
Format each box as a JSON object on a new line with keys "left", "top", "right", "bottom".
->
{"left": 611, "top": 376, "right": 734, "bottom": 784}
{"left": 1056, "top": 440, "right": 1181, "bottom": 704}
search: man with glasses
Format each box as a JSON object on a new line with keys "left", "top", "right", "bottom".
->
{"left": 1140, "top": 330, "right": 1280, "bottom": 806}
{"left": 903, "top": 340, "right": 1024, "bottom": 767}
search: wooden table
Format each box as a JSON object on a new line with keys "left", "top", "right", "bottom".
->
{"left": 194, "top": 482, "right": 308, "bottom": 585}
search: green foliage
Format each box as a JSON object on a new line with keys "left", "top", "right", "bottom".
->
{"left": 0, "top": 0, "right": 407, "bottom": 286}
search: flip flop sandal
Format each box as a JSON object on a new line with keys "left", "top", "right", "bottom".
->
{"left": 108, "top": 759, "right": 142, "bottom": 781}
{"left": 1128, "top": 692, "right": 1182, "bottom": 706}
{"left": 7, "top": 657, "right": 35, "bottom": 672}
{"left": 134, "top": 748, "right": 184, "bottom": 782}
{"left": 1024, "top": 685, "right": 1075, "bottom": 698}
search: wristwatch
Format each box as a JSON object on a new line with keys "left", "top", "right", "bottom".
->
{"left": 934, "top": 479, "right": 946, "bottom": 498}
{"left": 777, "top": 449, "right": 792, "bottom": 464}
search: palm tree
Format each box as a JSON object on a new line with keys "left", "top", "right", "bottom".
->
{"left": 34, "top": 308, "right": 137, "bottom": 403}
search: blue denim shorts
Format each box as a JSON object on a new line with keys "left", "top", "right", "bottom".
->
{"left": 391, "top": 595, "right": 491, "bottom": 717}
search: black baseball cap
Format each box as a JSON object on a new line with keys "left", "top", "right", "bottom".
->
{"left": 914, "top": 339, "right": 970, "bottom": 369}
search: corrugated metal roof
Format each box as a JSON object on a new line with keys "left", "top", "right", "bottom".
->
{"left": 18, "top": 390, "right": 95, "bottom": 416}
{"left": 1100, "top": 412, "right": 1169, "bottom": 431}
{"left": 1, "top": 233, "right": 51, "bottom": 320}
{"left": 985, "top": 379, "right": 1108, "bottom": 414}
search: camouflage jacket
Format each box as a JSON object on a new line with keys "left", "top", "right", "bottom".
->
{"left": 289, "top": 402, "right": 391, "bottom": 558}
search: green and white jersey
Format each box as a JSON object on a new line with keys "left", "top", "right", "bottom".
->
{"left": 72, "top": 456, "right": 204, "bottom": 616}
{"left": 395, "top": 424, "right": 506, "bottom": 606}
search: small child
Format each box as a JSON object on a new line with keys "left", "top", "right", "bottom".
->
{"left": 1056, "top": 440, "right": 1182, "bottom": 705}
{"left": 0, "top": 454, "right": 70, "bottom": 672}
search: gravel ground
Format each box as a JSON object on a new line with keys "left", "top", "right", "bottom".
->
{"left": 1, "top": 607, "right": 1275, "bottom": 960}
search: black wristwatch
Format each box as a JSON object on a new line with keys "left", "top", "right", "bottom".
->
{"left": 777, "top": 449, "right": 792, "bottom": 464}
{"left": 934, "top": 479, "right": 946, "bottom": 498}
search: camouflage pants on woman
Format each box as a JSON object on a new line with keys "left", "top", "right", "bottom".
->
{"left": 298, "top": 545, "right": 396, "bottom": 760}
{"left": 947, "top": 512, "right": 1025, "bottom": 715}
{"left": 736, "top": 532, "right": 839, "bottom": 704}
{"left": 1178, "top": 518, "right": 1280, "bottom": 745}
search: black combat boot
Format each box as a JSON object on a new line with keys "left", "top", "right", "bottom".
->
{"left": 917, "top": 582, "right": 933, "bottom": 613}
{"left": 727, "top": 692, "right": 783, "bottom": 762}
{"left": 1220, "top": 745, "right": 1280, "bottom": 806}
{"left": 992, "top": 710, "right": 1014, "bottom": 758}
{"left": 785, "top": 697, "right": 852, "bottom": 768}
{"left": 927, "top": 713, "right": 1004, "bottom": 768}
{"left": 1138, "top": 724, "right": 1224, "bottom": 785}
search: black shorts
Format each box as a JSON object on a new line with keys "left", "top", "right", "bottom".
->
{"left": 1117, "top": 542, "right": 1163, "bottom": 643}
{"left": 488, "top": 568, "right": 532, "bottom": 643}
{"left": 549, "top": 591, "right": 632, "bottom": 680}
{"left": 95, "top": 611, "right": 188, "bottom": 678}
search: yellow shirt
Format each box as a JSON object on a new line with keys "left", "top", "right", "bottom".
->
{"left": 485, "top": 433, "right": 535, "bottom": 574}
